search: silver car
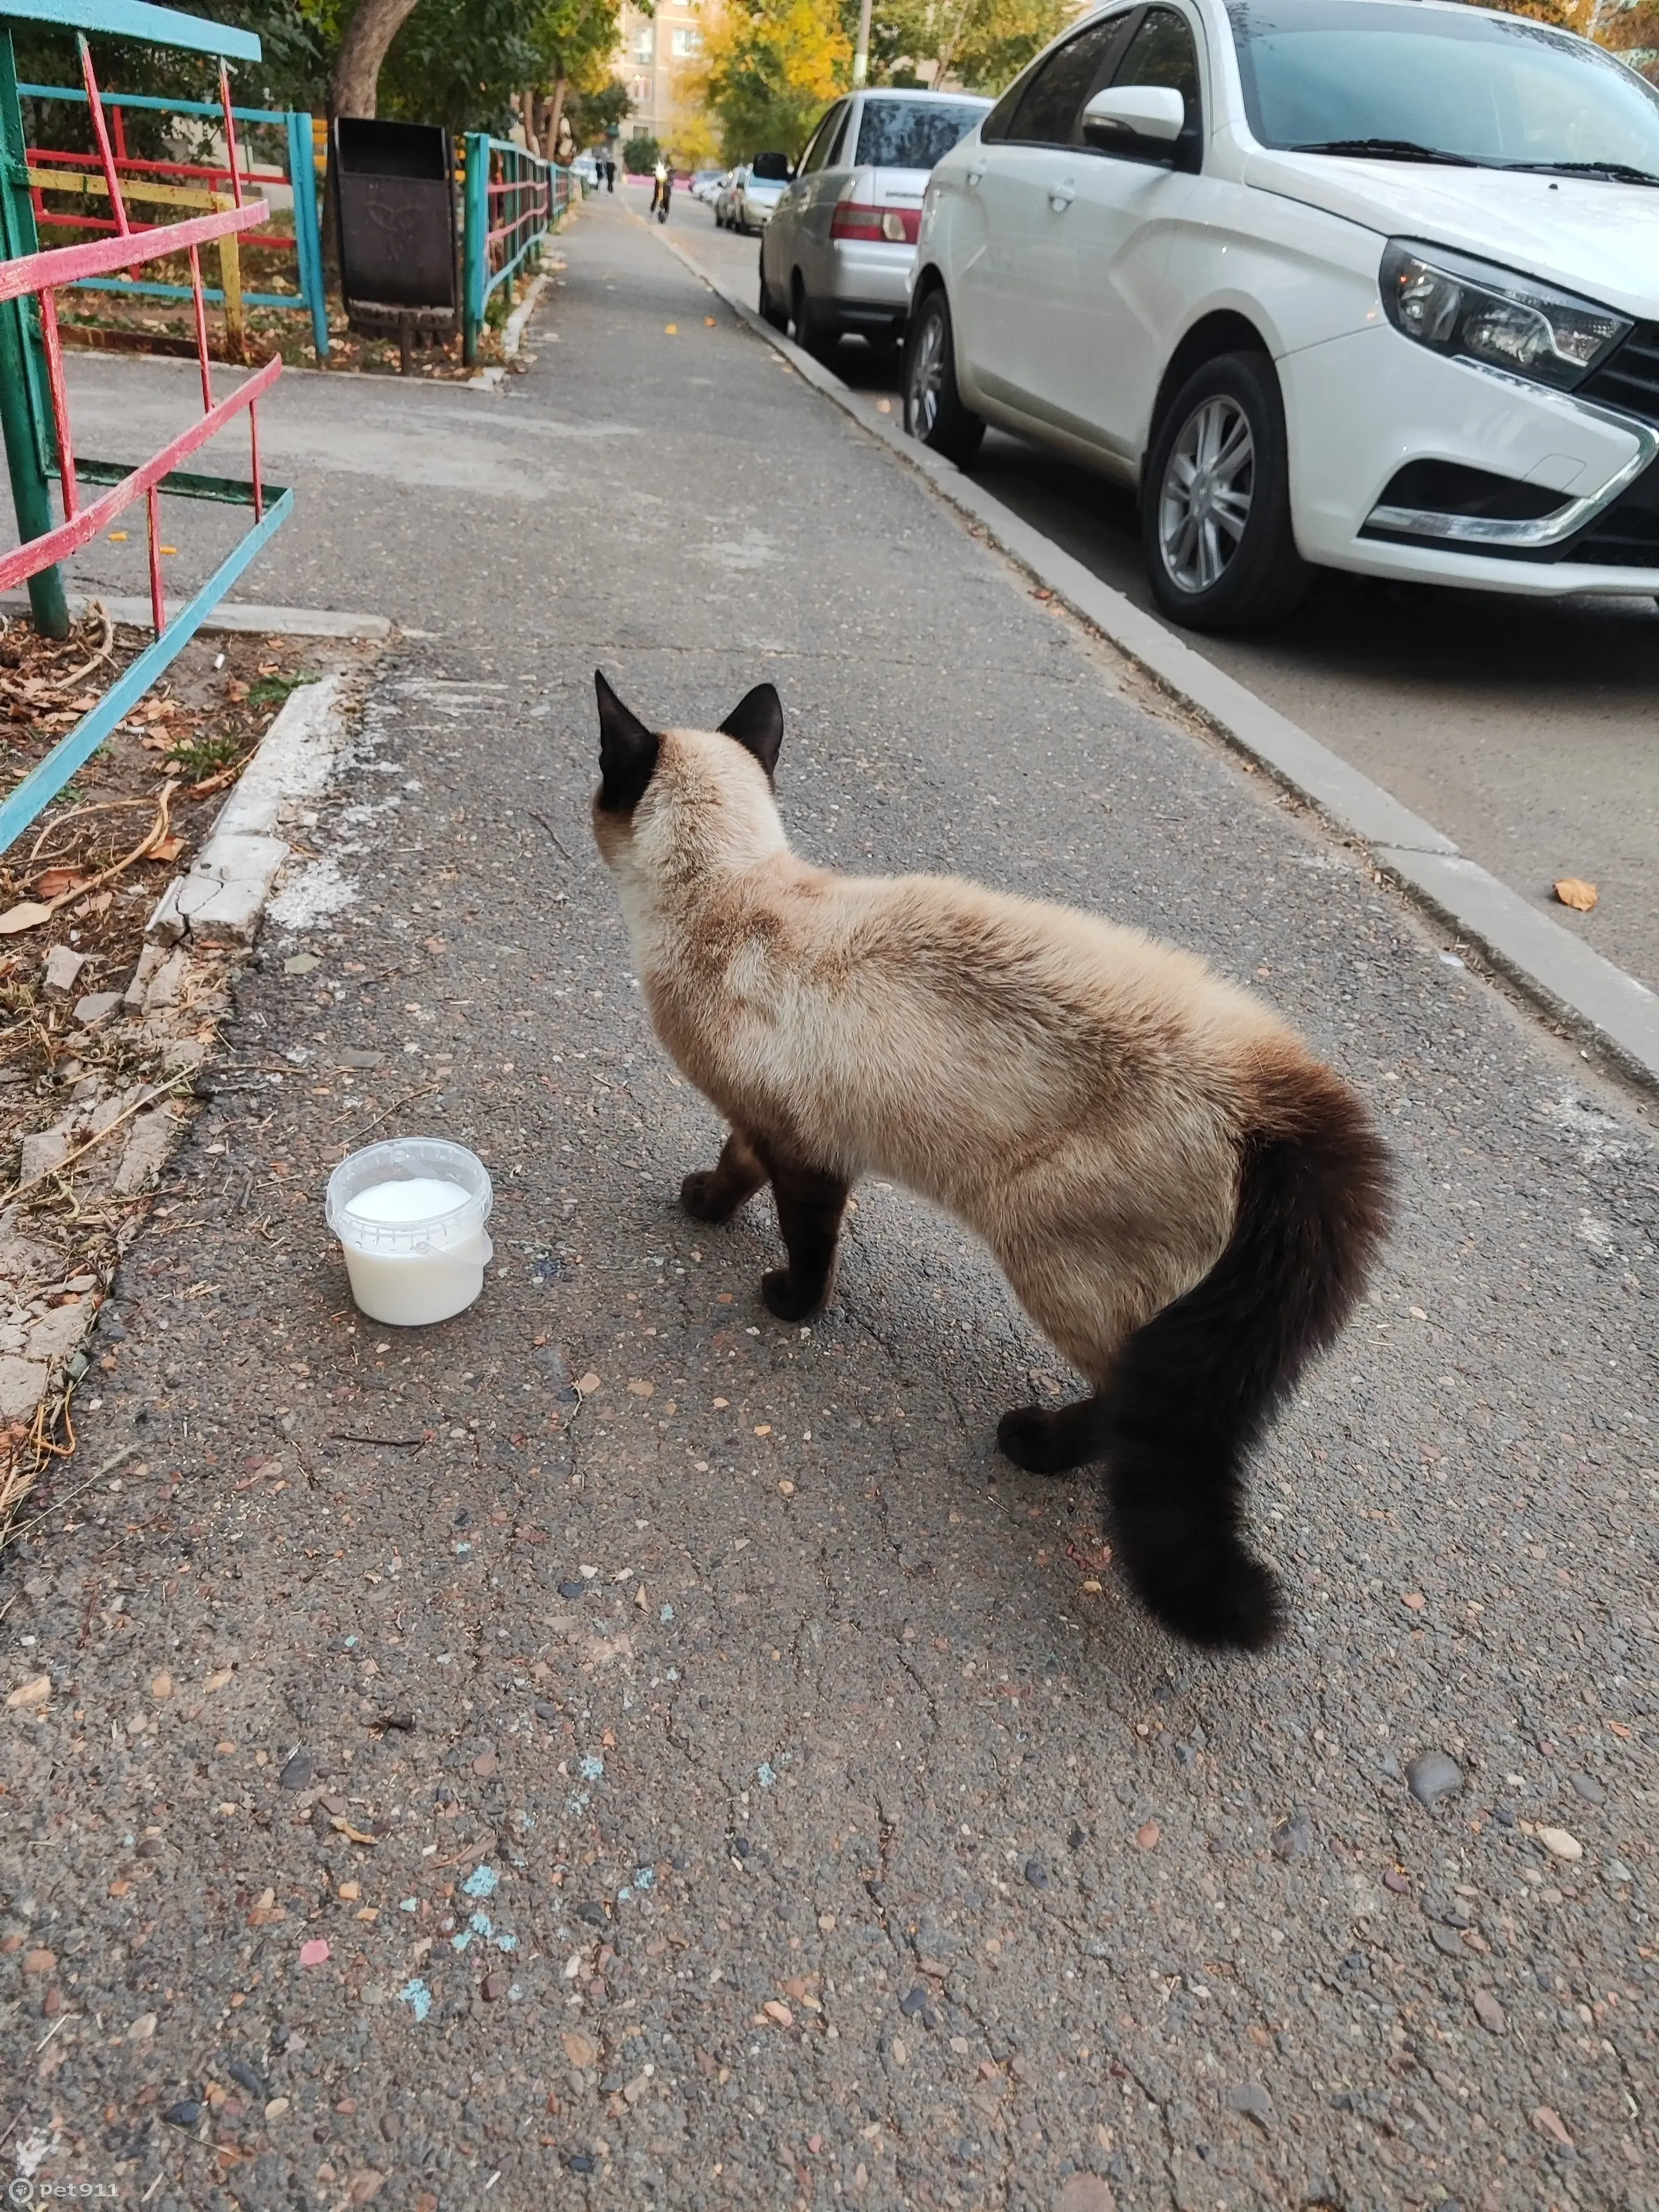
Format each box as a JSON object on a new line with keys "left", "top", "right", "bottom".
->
{"left": 734, "top": 152, "right": 791, "bottom": 232}
{"left": 760, "top": 89, "right": 992, "bottom": 354}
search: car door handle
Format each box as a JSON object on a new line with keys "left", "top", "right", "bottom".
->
{"left": 1049, "top": 180, "right": 1076, "bottom": 211}
{"left": 966, "top": 165, "right": 986, "bottom": 187}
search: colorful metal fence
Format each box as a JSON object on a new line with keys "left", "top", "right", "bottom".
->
{"left": 461, "top": 133, "right": 570, "bottom": 365}
{"left": 20, "top": 81, "right": 327, "bottom": 359}
{"left": 0, "top": 0, "right": 290, "bottom": 854}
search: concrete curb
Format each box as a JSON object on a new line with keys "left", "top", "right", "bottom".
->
{"left": 1, "top": 590, "right": 391, "bottom": 640}
{"left": 147, "top": 672, "right": 355, "bottom": 947}
{"left": 641, "top": 217, "right": 1659, "bottom": 1090}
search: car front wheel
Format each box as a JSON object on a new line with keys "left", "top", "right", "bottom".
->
{"left": 902, "top": 287, "right": 983, "bottom": 467}
{"left": 1142, "top": 352, "right": 1311, "bottom": 632}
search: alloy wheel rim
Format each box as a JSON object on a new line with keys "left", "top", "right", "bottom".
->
{"left": 1158, "top": 395, "right": 1255, "bottom": 594}
{"left": 909, "top": 308, "right": 946, "bottom": 437}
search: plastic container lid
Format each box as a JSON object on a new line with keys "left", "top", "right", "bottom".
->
{"left": 325, "top": 1137, "right": 493, "bottom": 1258}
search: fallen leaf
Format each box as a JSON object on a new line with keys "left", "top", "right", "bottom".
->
{"left": 6, "top": 1674, "right": 51, "bottom": 1710}
{"left": 1401, "top": 1591, "right": 1426, "bottom": 1611}
{"left": 0, "top": 902, "right": 53, "bottom": 936}
{"left": 299, "top": 1938, "right": 330, "bottom": 1967}
{"left": 664, "top": 322, "right": 678, "bottom": 334}
{"left": 763, "top": 1999, "right": 793, "bottom": 2027}
{"left": 35, "top": 867, "right": 90, "bottom": 899}
{"left": 576, "top": 1371, "right": 602, "bottom": 1395}
{"left": 562, "top": 2029, "right": 599, "bottom": 2068}
{"left": 1536, "top": 1826, "right": 1583, "bottom": 1863}
{"left": 331, "top": 1816, "right": 380, "bottom": 1846}
{"left": 337, "top": 1880, "right": 361, "bottom": 1901}
{"left": 1472, "top": 1988, "right": 1505, "bottom": 2033}
{"left": 1533, "top": 2106, "right": 1574, "bottom": 2148}
{"left": 203, "top": 1667, "right": 234, "bottom": 1691}
{"left": 1553, "top": 878, "right": 1598, "bottom": 913}
{"left": 150, "top": 835, "right": 186, "bottom": 864}
{"left": 1135, "top": 1822, "right": 1161, "bottom": 1851}
{"left": 150, "top": 1671, "right": 174, "bottom": 1699}
{"left": 626, "top": 1379, "right": 655, "bottom": 1398}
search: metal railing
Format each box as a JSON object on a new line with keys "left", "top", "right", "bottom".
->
{"left": 461, "top": 133, "right": 571, "bottom": 364}
{"left": 20, "top": 81, "right": 327, "bottom": 359}
{"left": 0, "top": 0, "right": 291, "bottom": 854}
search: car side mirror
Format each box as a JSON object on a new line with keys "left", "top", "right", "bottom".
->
{"left": 1081, "top": 85, "right": 1186, "bottom": 149}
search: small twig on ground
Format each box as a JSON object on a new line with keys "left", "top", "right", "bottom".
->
{"left": 55, "top": 599, "right": 114, "bottom": 690}
{"left": 529, "top": 810, "right": 572, "bottom": 862}
{"left": 349, "top": 1081, "right": 442, "bottom": 1141}
{"left": 23, "top": 797, "right": 155, "bottom": 871}
{"left": 0, "top": 1443, "right": 140, "bottom": 1555}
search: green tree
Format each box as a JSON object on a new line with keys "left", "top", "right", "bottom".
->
{"left": 696, "top": 0, "right": 850, "bottom": 163}
{"left": 623, "top": 129, "right": 663, "bottom": 168}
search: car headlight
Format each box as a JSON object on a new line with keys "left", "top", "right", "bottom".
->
{"left": 1380, "top": 239, "right": 1629, "bottom": 392}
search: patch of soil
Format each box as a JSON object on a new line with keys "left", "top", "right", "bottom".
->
{"left": 0, "top": 611, "right": 346, "bottom": 1072}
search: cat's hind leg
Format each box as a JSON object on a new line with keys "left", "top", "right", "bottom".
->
{"left": 681, "top": 1128, "right": 768, "bottom": 1223}
{"left": 997, "top": 1395, "right": 1110, "bottom": 1474}
{"left": 753, "top": 1145, "right": 848, "bottom": 1321}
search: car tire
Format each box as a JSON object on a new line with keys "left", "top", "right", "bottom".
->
{"left": 759, "top": 249, "right": 788, "bottom": 332}
{"left": 902, "top": 286, "right": 983, "bottom": 466}
{"left": 1141, "top": 352, "right": 1312, "bottom": 632}
{"left": 791, "top": 274, "right": 840, "bottom": 363}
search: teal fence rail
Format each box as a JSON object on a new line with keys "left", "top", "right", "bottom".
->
{"left": 20, "top": 80, "right": 327, "bottom": 358}
{"left": 461, "top": 133, "right": 570, "bottom": 365}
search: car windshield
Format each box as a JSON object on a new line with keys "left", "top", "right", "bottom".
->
{"left": 855, "top": 98, "right": 989, "bottom": 169}
{"left": 1227, "top": 0, "right": 1659, "bottom": 177}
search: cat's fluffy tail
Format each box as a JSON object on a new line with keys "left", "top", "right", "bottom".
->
{"left": 1100, "top": 1061, "right": 1392, "bottom": 1650}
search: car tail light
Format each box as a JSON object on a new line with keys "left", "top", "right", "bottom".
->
{"left": 831, "top": 187, "right": 920, "bottom": 244}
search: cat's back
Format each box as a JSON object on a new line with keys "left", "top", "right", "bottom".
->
{"left": 817, "top": 867, "right": 1289, "bottom": 1065}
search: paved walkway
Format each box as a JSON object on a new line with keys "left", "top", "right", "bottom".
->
{"left": 3, "top": 197, "right": 1656, "bottom": 2212}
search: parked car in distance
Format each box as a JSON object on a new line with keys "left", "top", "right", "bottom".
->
{"left": 690, "top": 168, "right": 726, "bottom": 203}
{"left": 733, "top": 151, "right": 792, "bottom": 232}
{"left": 907, "top": 0, "right": 1659, "bottom": 630}
{"left": 761, "top": 89, "right": 992, "bottom": 355}
{"left": 716, "top": 167, "right": 746, "bottom": 226}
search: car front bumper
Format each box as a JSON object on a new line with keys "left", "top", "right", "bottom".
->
{"left": 1281, "top": 323, "right": 1659, "bottom": 598}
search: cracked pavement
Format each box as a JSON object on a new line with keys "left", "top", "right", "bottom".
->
{"left": 2, "top": 197, "right": 1657, "bottom": 2212}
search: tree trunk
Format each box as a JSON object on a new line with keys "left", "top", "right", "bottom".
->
{"left": 546, "top": 71, "right": 569, "bottom": 163}
{"left": 331, "top": 0, "right": 424, "bottom": 119}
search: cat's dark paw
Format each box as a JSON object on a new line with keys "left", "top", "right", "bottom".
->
{"left": 1134, "top": 1542, "right": 1285, "bottom": 1653}
{"left": 760, "top": 1267, "right": 822, "bottom": 1322}
{"left": 997, "top": 1404, "right": 1086, "bottom": 1475}
{"left": 680, "top": 1169, "right": 732, "bottom": 1223}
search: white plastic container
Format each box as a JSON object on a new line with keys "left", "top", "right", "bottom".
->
{"left": 325, "top": 1137, "right": 494, "bottom": 1326}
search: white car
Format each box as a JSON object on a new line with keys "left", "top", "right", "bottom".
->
{"left": 760, "top": 89, "right": 991, "bottom": 356}
{"left": 734, "top": 154, "right": 791, "bottom": 232}
{"left": 906, "top": 0, "right": 1659, "bottom": 630}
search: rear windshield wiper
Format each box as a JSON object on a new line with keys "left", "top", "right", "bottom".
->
{"left": 1285, "top": 137, "right": 1481, "bottom": 165}
{"left": 1504, "top": 158, "right": 1659, "bottom": 187}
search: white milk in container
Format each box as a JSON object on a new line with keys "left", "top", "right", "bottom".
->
{"left": 326, "top": 1137, "right": 493, "bottom": 1326}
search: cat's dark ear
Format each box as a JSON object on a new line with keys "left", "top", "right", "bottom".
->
{"left": 717, "top": 683, "right": 784, "bottom": 778}
{"left": 595, "top": 670, "right": 659, "bottom": 815}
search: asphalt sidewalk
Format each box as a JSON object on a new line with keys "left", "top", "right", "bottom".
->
{"left": 2, "top": 195, "right": 1656, "bottom": 2212}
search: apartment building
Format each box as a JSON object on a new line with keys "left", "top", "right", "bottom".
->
{"left": 615, "top": 0, "right": 707, "bottom": 154}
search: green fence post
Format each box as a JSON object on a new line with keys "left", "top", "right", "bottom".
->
{"left": 462, "top": 130, "right": 487, "bottom": 365}
{"left": 288, "top": 109, "right": 329, "bottom": 360}
{"left": 0, "top": 28, "right": 70, "bottom": 639}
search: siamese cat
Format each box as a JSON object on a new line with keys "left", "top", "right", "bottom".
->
{"left": 591, "top": 672, "right": 1390, "bottom": 1650}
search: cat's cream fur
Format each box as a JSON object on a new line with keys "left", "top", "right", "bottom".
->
{"left": 592, "top": 677, "right": 1390, "bottom": 1648}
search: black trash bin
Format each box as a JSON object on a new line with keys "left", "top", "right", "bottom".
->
{"left": 332, "top": 117, "right": 457, "bottom": 368}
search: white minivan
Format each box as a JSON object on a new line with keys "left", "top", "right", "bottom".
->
{"left": 906, "top": 0, "right": 1659, "bottom": 629}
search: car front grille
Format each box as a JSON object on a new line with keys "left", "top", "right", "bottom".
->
{"left": 1579, "top": 320, "right": 1659, "bottom": 426}
{"left": 1559, "top": 497, "right": 1659, "bottom": 568}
